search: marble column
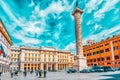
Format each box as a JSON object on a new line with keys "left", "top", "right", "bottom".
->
{"left": 72, "top": 2, "right": 87, "bottom": 71}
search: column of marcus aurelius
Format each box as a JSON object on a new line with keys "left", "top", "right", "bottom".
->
{"left": 72, "top": 1, "right": 87, "bottom": 71}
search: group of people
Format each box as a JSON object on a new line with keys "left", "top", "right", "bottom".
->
{"left": 23, "top": 69, "right": 47, "bottom": 78}
{"left": 0, "top": 69, "right": 47, "bottom": 78}
{"left": 10, "top": 70, "right": 18, "bottom": 78}
{"left": 35, "top": 70, "right": 47, "bottom": 78}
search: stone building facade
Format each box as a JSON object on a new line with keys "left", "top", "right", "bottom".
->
{"left": 10, "top": 46, "right": 74, "bottom": 71}
{"left": 83, "top": 35, "right": 120, "bottom": 68}
{"left": 0, "top": 20, "right": 12, "bottom": 73}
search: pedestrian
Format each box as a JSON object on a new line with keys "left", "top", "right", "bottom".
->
{"left": 0, "top": 71, "right": 2, "bottom": 77}
{"left": 23, "top": 69, "right": 27, "bottom": 77}
{"left": 10, "top": 70, "right": 14, "bottom": 78}
{"left": 39, "top": 70, "right": 42, "bottom": 78}
{"left": 30, "top": 69, "right": 33, "bottom": 74}
{"left": 35, "top": 70, "right": 38, "bottom": 76}
{"left": 43, "top": 70, "right": 47, "bottom": 78}
{"left": 14, "top": 70, "right": 18, "bottom": 76}
{"left": 0, "top": 70, "right": 2, "bottom": 80}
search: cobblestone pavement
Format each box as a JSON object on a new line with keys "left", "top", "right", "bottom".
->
{"left": 0, "top": 71, "right": 120, "bottom": 80}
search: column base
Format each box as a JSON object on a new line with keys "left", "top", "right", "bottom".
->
{"left": 78, "top": 55, "right": 87, "bottom": 71}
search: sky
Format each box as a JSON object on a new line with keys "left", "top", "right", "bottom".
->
{"left": 0, "top": 0, "right": 120, "bottom": 54}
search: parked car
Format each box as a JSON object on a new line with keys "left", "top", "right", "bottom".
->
{"left": 67, "top": 69, "right": 77, "bottom": 73}
{"left": 107, "top": 68, "right": 115, "bottom": 72}
{"left": 80, "top": 69, "right": 90, "bottom": 73}
{"left": 89, "top": 69, "right": 96, "bottom": 72}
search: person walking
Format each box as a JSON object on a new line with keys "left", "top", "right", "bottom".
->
{"left": 43, "top": 70, "right": 47, "bottom": 78}
{"left": 10, "top": 70, "right": 14, "bottom": 78}
{"left": 14, "top": 70, "right": 18, "bottom": 76}
{"left": 0, "top": 70, "right": 2, "bottom": 80}
{"left": 39, "top": 70, "right": 42, "bottom": 78}
{"left": 35, "top": 70, "right": 38, "bottom": 76}
{"left": 0, "top": 71, "right": 2, "bottom": 77}
{"left": 23, "top": 69, "right": 27, "bottom": 77}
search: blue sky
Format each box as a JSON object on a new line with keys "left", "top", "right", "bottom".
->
{"left": 0, "top": 0, "right": 120, "bottom": 54}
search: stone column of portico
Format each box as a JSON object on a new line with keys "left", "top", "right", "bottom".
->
{"left": 72, "top": 2, "right": 87, "bottom": 71}
{"left": 40, "top": 63, "right": 43, "bottom": 70}
{"left": 46, "top": 64, "right": 48, "bottom": 71}
{"left": 30, "top": 64, "right": 31, "bottom": 71}
{"left": 50, "top": 64, "right": 52, "bottom": 71}
{"left": 55, "top": 63, "right": 58, "bottom": 71}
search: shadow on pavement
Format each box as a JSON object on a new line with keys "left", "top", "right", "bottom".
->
{"left": 99, "top": 73, "right": 120, "bottom": 80}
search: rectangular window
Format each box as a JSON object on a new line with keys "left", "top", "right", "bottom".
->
{"left": 105, "top": 48, "right": 109, "bottom": 52}
{"left": 84, "top": 54, "right": 86, "bottom": 57}
{"left": 90, "top": 59, "right": 92, "bottom": 62}
{"left": 105, "top": 43, "right": 109, "bottom": 46}
{"left": 96, "top": 46, "right": 99, "bottom": 48}
{"left": 100, "top": 45, "right": 103, "bottom": 47}
{"left": 115, "top": 55, "right": 119, "bottom": 59}
{"left": 53, "top": 59, "right": 54, "bottom": 62}
{"left": 44, "top": 54, "right": 46, "bottom": 57}
{"left": 107, "top": 62, "right": 111, "bottom": 64}
{"left": 94, "top": 59, "right": 96, "bottom": 62}
{"left": 100, "top": 50, "right": 104, "bottom": 53}
{"left": 113, "top": 46, "right": 118, "bottom": 50}
{"left": 32, "top": 54, "right": 34, "bottom": 56}
{"left": 113, "top": 41, "right": 117, "bottom": 43}
{"left": 87, "top": 59, "right": 90, "bottom": 63}
{"left": 89, "top": 53, "right": 92, "bottom": 56}
{"left": 93, "top": 52, "right": 96, "bottom": 55}
{"left": 96, "top": 51, "right": 99, "bottom": 54}
{"left": 87, "top": 54, "right": 89, "bottom": 56}
{"left": 107, "top": 57, "right": 110, "bottom": 60}
{"left": 101, "top": 57, "right": 104, "bottom": 61}
{"left": 97, "top": 58, "right": 100, "bottom": 61}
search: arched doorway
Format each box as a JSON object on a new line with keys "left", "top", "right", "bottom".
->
{"left": 44, "top": 64, "right": 46, "bottom": 70}
{"left": 52, "top": 64, "right": 55, "bottom": 71}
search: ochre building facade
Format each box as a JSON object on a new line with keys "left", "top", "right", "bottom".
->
{"left": 83, "top": 35, "right": 120, "bottom": 68}
{"left": 0, "top": 20, "right": 12, "bottom": 73}
{"left": 10, "top": 46, "right": 74, "bottom": 71}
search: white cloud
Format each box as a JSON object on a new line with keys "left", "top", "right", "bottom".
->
{"left": 0, "top": 0, "right": 47, "bottom": 39}
{"left": 0, "top": 0, "right": 24, "bottom": 27}
{"left": 94, "top": 0, "right": 119, "bottom": 21}
{"left": 83, "top": 24, "right": 120, "bottom": 44}
{"left": 23, "top": 22, "right": 45, "bottom": 36}
{"left": 46, "top": 40, "right": 52, "bottom": 43}
{"left": 94, "top": 24, "right": 102, "bottom": 31}
{"left": 13, "top": 31, "right": 41, "bottom": 45}
{"left": 29, "top": 0, "right": 35, "bottom": 7}
{"left": 32, "top": 0, "right": 76, "bottom": 18}
{"left": 85, "top": 0, "right": 102, "bottom": 13}
{"left": 32, "top": 1, "right": 65, "bottom": 18}
{"left": 64, "top": 42, "right": 76, "bottom": 54}
{"left": 86, "top": 21, "right": 93, "bottom": 26}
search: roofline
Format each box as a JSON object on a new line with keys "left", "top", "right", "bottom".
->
{"left": 0, "top": 19, "right": 12, "bottom": 45}
{"left": 83, "top": 34, "right": 120, "bottom": 48}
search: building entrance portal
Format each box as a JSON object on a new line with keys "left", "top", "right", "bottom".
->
{"left": 52, "top": 64, "right": 55, "bottom": 71}
{"left": 44, "top": 64, "right": 46, "bottom": 70}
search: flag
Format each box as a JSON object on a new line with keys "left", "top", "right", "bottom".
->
{"left": 0, "top": 50, "right": 2, "bottom": 56}
{"left": 0, "top": 44, "right": 6, "bottom": 57}
{"left": 0, "top": 44, "right": 2, "bottom": 56}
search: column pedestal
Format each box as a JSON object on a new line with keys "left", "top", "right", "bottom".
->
{"left": 78, "top": 55, "right": 87, "bottom": 71}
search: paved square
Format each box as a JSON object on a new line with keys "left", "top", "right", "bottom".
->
{"left": 0, "top": 71, "right": 120, "bottom": 80}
